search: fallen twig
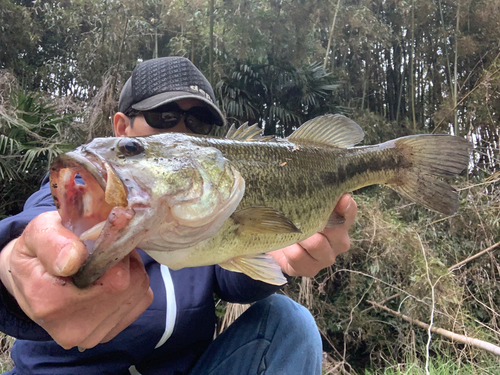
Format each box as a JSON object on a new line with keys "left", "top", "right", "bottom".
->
{"left": 337, "top": 291, "right": 401, "bottom": 325}
{"left": 456, "top": 178, "right": 499, "bottom": 191}
{"left": 367, "top": 300, "right": 500, "bottom": 357}
{"left": 448, "top": 241, "right": 500, "bottom": 271}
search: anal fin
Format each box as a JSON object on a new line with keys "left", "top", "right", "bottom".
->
{"left": 219, "top": 254, "right": 287, "bottom": 285}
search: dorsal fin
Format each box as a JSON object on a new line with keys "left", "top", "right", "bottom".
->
{"left": 287, "top": 114, "right": 364, "bottom": 148}
{"left": 226, "top": 122, "right": 275, "bottom": 142}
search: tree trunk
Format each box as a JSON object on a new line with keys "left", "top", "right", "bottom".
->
{"left": 410, "top": 0, "right": 417, "bottom": 132}
{"left": 454, "top": 1, "right": 460, "bottom": 135}
{"left": 209, "top": 0, "right": 215, "bottom": 85}
{"left": 324, "top": 0, "right": 342, "bottom": 70}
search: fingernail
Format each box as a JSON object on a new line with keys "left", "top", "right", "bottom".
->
{"left": 56, "top": 242, "right": 79, "bottom": 276}
{"left": 344, "top": 200, "right": 352, "bottom": 213}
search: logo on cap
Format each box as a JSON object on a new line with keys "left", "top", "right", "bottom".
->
{"left": 190, "top": 85, "right": 213, "bottom": 102}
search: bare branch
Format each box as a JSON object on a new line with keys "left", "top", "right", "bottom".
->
{"left": 368, "top": 300, "right": 500, "bottom": 357}
{"left": 449, "top": 241, "right": 500, "bottom": 271}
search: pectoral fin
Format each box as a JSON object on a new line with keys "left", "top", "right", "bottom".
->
{"left": 219, "top": 254, "right": 287, "bottom": 285}
{"left": 231, "top": 207, "right": 301, "bottom": 234}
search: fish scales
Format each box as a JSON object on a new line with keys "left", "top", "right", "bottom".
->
{"left": 48, "top": 114, "right": 471, "bottom": 287}
{"left": 153, "top": 138, "right": 412, "bottom": 269}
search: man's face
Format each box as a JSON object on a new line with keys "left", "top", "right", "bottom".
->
{"left": 115, "top": 98, "right": 206, "bottom": 137}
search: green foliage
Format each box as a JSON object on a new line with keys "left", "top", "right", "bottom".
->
{"left": 0, "top": 78, "right": 84, "bottom": 217}
{"left": 362, "top": 357, "right": 500, "bottom": 375}
{"left": 0, "top": 0, "right": 36, "bottom": 74}
{"left": 216, "top": 61, "right": 339, "bottom": 136}
{"left": 3, "top": 0, "right": 500, "bottom": 145}
{"left": 350, "top": 110, "right": 412, "bottom": 145}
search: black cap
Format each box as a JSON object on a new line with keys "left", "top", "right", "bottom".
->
{"left": 119, "top": 56, "right": 225, "bottom": 126}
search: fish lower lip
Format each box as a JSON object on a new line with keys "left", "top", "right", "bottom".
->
{"left": 49, "top": 153, "right": 128, "bottom": 248}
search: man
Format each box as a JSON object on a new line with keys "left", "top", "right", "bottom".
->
{"left": 0, "top": 57, "right": 357, "bottom": 374}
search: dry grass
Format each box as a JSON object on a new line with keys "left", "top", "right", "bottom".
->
{"left": 84, "top": 74, "right": 118, "bottom": 141}
{"left": 218, "top": 302, "right": 251, "bottom": 334}
{"left": 0, "top": 333, "right": 14, "bottom": 372}
{"left": 284, "top": 174, "right": 500, "bottom": 372}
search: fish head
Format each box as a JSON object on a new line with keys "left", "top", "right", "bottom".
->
{"left": 49, "top": 134, "right": 244, "bottom": 285}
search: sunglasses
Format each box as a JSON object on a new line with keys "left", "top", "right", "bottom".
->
{"left": 128, "top": 103, "right": 222, "bottom": 135}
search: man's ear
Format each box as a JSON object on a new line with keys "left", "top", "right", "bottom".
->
{"left": 114, "top": 112, "right": 129, "bottom": 136}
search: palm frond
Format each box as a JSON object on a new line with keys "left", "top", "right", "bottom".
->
{"left": 216, "top": 60, "right": 340, "bottom": 135}
{"left": 0, "top": 134, "right": 20, "bottom": 154}
{"left": 0, "top": 157, "right": 19, "bottom": 180}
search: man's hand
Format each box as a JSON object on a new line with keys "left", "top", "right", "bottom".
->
{"left": 0, "top": 211, "right": 153, "bottom": 350}
{"left": 270, "top": 194, "right": 357, "bottom": 278}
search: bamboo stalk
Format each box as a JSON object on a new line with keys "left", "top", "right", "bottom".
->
{"left": 433, "top": 64, "right": 500, "bottom": 133}
{"left": 209, "top": 0, "right": 215, "bottom": 85}
{"left": 453, "top": 1, "right": 460, "bottom": 135}
{"left": 110, "top": 18, "right": 129, "bottom": 101}
{"left": 410, "top": 0, "right": 416, "bottom": 132}
{"left": 323, "top": 0, "right": 342, "bottom": 70}
{"left": 368, "top": 300, "right": 500, "bottom": 357}
{"left": 438, "top": 0, "right": 453, "bottom": 96}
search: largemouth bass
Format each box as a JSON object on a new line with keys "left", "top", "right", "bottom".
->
{"left": 49, "top": 115, "right": 470, "bottom": 288}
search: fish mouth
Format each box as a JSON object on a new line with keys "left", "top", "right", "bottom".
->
{"left": 49, "top": 152, "right": 130, "bottom": 253}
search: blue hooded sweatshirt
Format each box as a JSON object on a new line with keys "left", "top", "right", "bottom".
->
{"left": 0, "top": 176, "right": 281, "bottom": 374}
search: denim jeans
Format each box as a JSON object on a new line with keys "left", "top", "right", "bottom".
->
{"left": 188, "top": 294, "right": 322, "bottom": 375}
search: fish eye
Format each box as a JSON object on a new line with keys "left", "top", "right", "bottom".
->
{"left": 117, "top": 138, "right": 144, "bottom": 157}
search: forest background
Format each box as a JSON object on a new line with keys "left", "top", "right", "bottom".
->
{"left": 1, "top": 0, "right": 499, "bottom": 373}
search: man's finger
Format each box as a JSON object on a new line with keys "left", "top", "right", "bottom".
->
{"left": 332, "top": 194, "right": 357, "bottom": 228}
{"left": 334, "top": 194, "right": 353, "bottom": 214}
{"left": 20, "top": 211, "right": 88, "bottom": 276}
{"left": 77, "top": 255, "right": 152, "bottom": 348}
{"left": 100, "top": 287, "right": 154, "bottom": 344}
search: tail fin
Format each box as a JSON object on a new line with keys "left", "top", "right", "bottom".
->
{"left": 389, "top": 135, "right": 471, "bottom": 215}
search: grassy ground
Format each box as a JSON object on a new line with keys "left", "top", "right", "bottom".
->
{"left": 365, "top": 360, "right": 500, "bottom": 375}
{"left": 322, "top": 356, "right": 500, "bottom": 374}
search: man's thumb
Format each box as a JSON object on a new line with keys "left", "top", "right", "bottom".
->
{"left": 55, "top": 241, "right": 88, "bottom": 276}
